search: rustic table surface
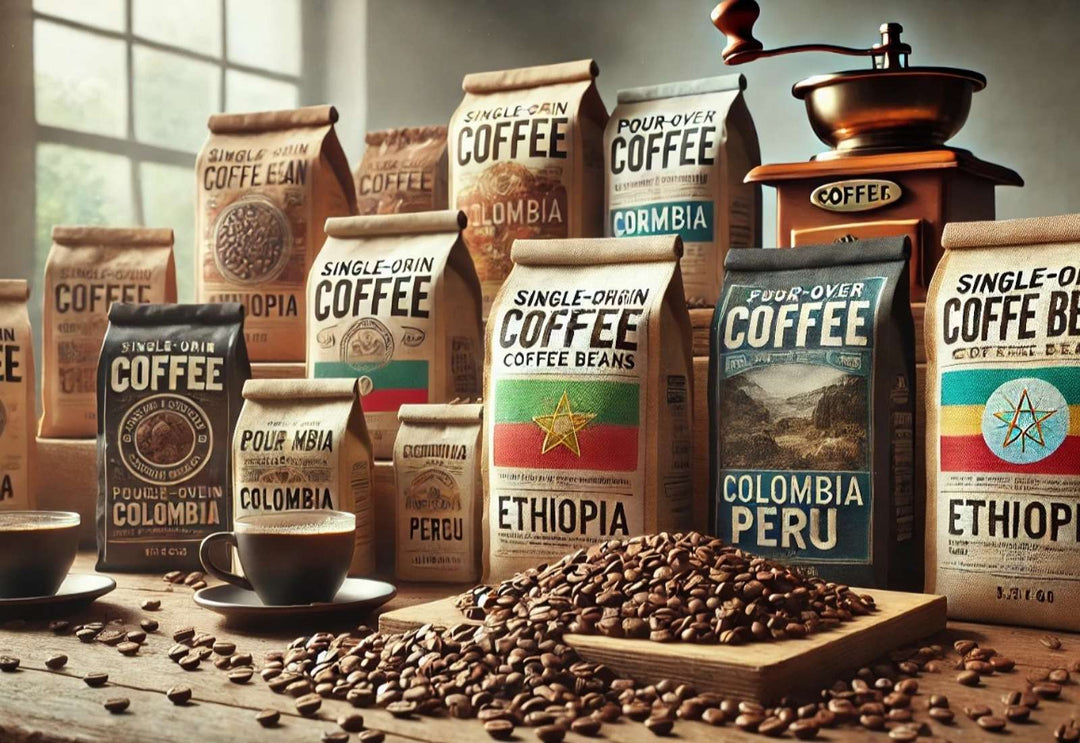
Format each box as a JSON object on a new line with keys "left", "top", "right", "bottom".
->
{"left": 0, "top": 552, "right": 1076, "bottom": 743}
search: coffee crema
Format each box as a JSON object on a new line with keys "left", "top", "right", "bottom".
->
{"left": 0, "top": 511, "right": 79, "bottom": 597}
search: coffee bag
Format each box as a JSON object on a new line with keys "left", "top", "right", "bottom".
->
{"left": 395, "top": 403, "right": 482, "bottom": 583}
{"left": 355, "top": 127, "right": 448, "bottom": 215}
{"left": 606, "top": 74, "right": 761, "bottom": 307}
{"left": 307, "top": 210, "right": 483, "bottom": 459}
{"left": 927, "top": 214, "right": 1080, "bottom": 630}
{"left": 97, "top": 303, "right": 250, "bottom": 571}
{"left": 484, "top": 236, "right": 694, "bottom": 580}
{"left": 711, "top": 238, "right": 917, "bottom": 589}
{"left": 0, "top": 281, "right": 34, "bottom": 510}
{"left": 449, "top": 60, "right": 608, "bottom": 314}
{"left": 234, "top": 378, "right": 375, "bottom": 576}
{"left": 196, "top": 105, "right": 356, "bottom": 362}
{"left": 41, "top": 226, "right": 177, "bottom": 438}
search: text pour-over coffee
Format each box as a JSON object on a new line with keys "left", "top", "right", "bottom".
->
{"left": 97, "top": 303, "right": 250, "bottom": 571}
{"left": 0, "top": 280, "right": 34, "bottom": 510}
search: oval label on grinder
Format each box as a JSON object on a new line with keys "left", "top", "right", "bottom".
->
{"left": 811, "top": 179, "right": 902, "bottom": 212}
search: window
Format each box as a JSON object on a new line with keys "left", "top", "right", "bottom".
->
{"left": 33, "top": 0, "right": 302, "bottom": 301}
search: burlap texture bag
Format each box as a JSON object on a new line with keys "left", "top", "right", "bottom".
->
{"left": 0, "top": 280, "right": 34, "bottom": 510}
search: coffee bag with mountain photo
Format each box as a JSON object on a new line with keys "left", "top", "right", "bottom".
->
{"left": 355, "top": 126, "right": 448, "bottom": 215}
{"left": 97, "top": 304, "right": 250, "bottom": 571}
{"left": 233, "top": 378, "right": 374, "bottom": 576}
{"left": 196, "top": 105, "right": 356, "bottom": 362}
{"left": 927, "top": 214, "right": 1080, "bottom": 631}
{"left": 307, "top": 210, "right": 482, "bottom": 459}
{"left": 484, "top": 236, "right": 694, "bottom": 580}
{"left": 449, "top": 59, "right": 608, "bottom": 314}
{"left": 710, "top": 238, "right": 917, "bottom": 589}
{"left": 605, "top": 74, "right": 760, "bottom": 307}
{"left": 0, "top": 281, "right": 34, "bottom": 510}
{"left": 41, "top": 226, "right": 177, "bottom": 438}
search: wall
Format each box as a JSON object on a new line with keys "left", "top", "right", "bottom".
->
{"left": 359, "top": 0, "right": 1080, "bottom": 245}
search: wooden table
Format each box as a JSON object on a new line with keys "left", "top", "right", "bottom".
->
{"left": 0, "top": 553, "right": 1076, "bottom": 742}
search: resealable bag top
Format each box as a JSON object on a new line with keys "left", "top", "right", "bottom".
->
{"left": 354, "top": 126, "right": 448, "bottom": 215}
{"left": 711, "top": 237, "right": 917, "bottom": 590}
{"left": 0, "top": 280, "right": 34, "bottom": 510}
{"left": 97, "top": 303, "right": 250, "bottom": 571}
{"left": 450, "top": 59, "right": 609, "bottom": 315}
{"left": 484, "top": 235, "right": 694, "bottom": 581}
{"left": 196, "top": 105, "right": 356, "bottom": 362}
{"left": 927, "top": 213, "right": 1080, "bottom": 631}
{"left": 307, "top": 210, "right": 483, "bottom": 459}
{"left": 41, "top": 226, "right": 176, "bottom": 438}
{"left": 605, "top": 74, "right": 761, "bottom": 307}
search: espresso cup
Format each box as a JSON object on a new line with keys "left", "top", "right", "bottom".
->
{"left": 199, "top": 510, "right": 355, "bottom": 606}
{"left": 0, "top": 511, "right": 80, "bottom": 598}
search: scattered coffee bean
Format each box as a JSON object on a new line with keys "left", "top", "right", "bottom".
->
{"left": 227, "top": 668, "right": 253, "bottom": 684}
{"left": 296, "top": 693, "right": 322, "bottom": 716}
{"left": 956, "top": 670, "right": 980, "bottom": 686}
{"left": 83, "top": 672, "right": 108, "bottom": 687}
{"left": 735, "top": 713, "right": 764, "bottom": 731}
{"left": 954, "top": 640, "right": 977, "bottom": 655}
{"left": 758, "top": 716, "right": 787, "bottom": 737}
{"left": 139, "top": 618, "right": 158, "bottom": 633}
{"left": 117, "top": 641, "right": 140, "bottom": 656}
{"left": 337, "top": 713, "right": 364, "bottom": 733}
{"left": 386, "top": 700, "right": 416, "bottom": 719}
{"left": 357, "top": 732, "right": 385, "bottom": 743}
{"left": 887, "top": 708, "right": 913, "bottom": 722}
{"left": 48, "top": 620, "right": 70, "bottom": 634}
{"left": 571, "top": 716, "right": 601, "bottom": 736}
{"left": 1055, "top": 723, "right": 1080, "bottom": 743}
{"left": 255, "top": 709, "right": 280, "bottom": 728}
{"left": 644, "top": 716, "right": 674, "bottom": 736}
{"left": 96, "top": 629, "right": 125, "bottom": 646}
{"left": 896, "top": 679, "right": 918, "bottom": 695}
{"left": 213, "top": 656, "right": 231, "bottom": 670}
{"left": 190, "top": 581, "right": 207, "bottom": 590}
{"left": 212, "top": 641, "right": 236, "bottom": 656}
{"left": 1032, "top": 682, "right": 1062, "bottom": 699}
{"left": 990, "top": 656, "right": 1015, "bottom": 671}
{"left": 44, "top": 654, "right": 67, "bottom": 670}
{"left": 1049, "top": 668, "right": 1071, "bottom": 684}
{"left": 75, "top": 628, "right": 98, "bottom": 643}
{"left": 484, "top": 719, "right": 514, "bottom": 740}
{"left": 789, "top": 719, "right": 819, "bottom": 740}
{"left": 321, "top": 732, "right": 349, "bottom": 743}
{"left": 536, "top": 724, "right": 565, "bottom": 743}
{"left": 0, "top": 656, "right": 19, "bottom": 672}
{"left": 172, "top": 626, "right": 195, "bottom": 643}
{"left": 191, "top": 633, "right": 215, "bottom": 648}
{"left": 168, "top": 644, "right": 190, "bottom": 662}
{"left": 964, "top": 704, "right": 992, "bottom": 719}
{"left": 125, "top": 630, "right": 146, "bottom": 644}
{"left": 166, "top": 686, "right": 192, "bottom": 705}
{"left": 927, "top": 693, "right": 949, "bottom": 709}
{"left": 978, "top": 715, "right": 1007, "bottom": 732}
{"left": 140, "top": 599, "right": 160, "bottom": 611}
{"left": 1004, "top": 705, "right": 1030, "bottom": 723}
{"left": 888, "top": 727, "right": 918, "bottom": 742}
{"left": 163, "top": 570, "right": 183, "bottom": 583}
{"left": 104, "top": 697, "right": 130, "bottom": 714}
{"left": 178, "top": 654, "right": 200, "bottom": 671}
{"left": 183, "top": 571, "right": 204, "bottom": 586}
{"left": 230, "top": 652, "right": 253, "bottom": 667}
{"left": 928, "top": 707, "right": 954, "bottom": 723}
{"left": 1040, "top": 634, "right": 1063, "bottom": 650}
{"left": 860, "top": 714, "right": 885, "bottom": 730}
{"left": 347, "top": 688, "right": 375, "bottom": 708}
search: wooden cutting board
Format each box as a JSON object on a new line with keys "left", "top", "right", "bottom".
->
{"left": 380, "top": 589, "right": 946, "bottom": 704}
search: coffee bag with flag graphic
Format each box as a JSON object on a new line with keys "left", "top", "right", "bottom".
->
{"left": 927, "top": 214, "right": 1080, "bottom": 631}
{"left": 710, "top": 238, "right": 917, "bottom": 589}
{"left": 483, "top": 235, "right": 694, "bottom": 580}
{"left": 307, "top": 210, "right": 482, "bottom": 459}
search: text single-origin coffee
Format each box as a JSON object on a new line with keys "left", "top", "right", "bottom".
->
{"left": 196, "top": 105, "right": 356, "bottom": 362}
{"left": 354, "top": 126, "right": 448, "bottom": 215}
{"left": 394, "top": 403, "right": 482, "bottom": 582}
{"left": 307, "top": 210, "right": 482, "bottom": 459}
{"left": 484, "top": 236, "right": 694, "bottom": 580}
{"left": 0, "top": 281, "right": 34, "bottom": 510}
{"left": 927, "top": 214, "right": 1080, "bottom": 631}
{"left": 97, "top": 303, "right": 250, "bottom": 571}
{"left": 41, "top": 226, "right": 177, "bottom": 437}
{"left": 233, "top": 378, "right": 374, "bottom": 576}
{"left": 711, "top": 238, "right": 917, "bottom": 589}
{"left": 605, "top": 74, "right": 761, "bottom": 307}
{"left": 449, "top": 59, "right": 608, "bottom": 314}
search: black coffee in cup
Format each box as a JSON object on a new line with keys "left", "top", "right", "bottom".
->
{"left": 0, "top": 511, "right": 80, "bottom": 598}
{"left": 199, "top": 510, "right": 354, "bottom": 605}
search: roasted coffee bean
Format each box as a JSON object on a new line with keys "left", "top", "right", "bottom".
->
{"left": 44, "top": 654, "right": 67, "bottom": 670}
{"left": 347, "top": 688, "right": 375, "bottom": 708}
{"left": 484, "top": 720, "right": 514, "bottom": 740}
{"left": 734, "top": 713, "right": 764, "bottom": 731}
{"left": 990, "top": 656, "right": 1015, "bottom": 672}
{"left": 97, "top": 629, "right": 125, "bottom": 646}
{"left": 140, "top": 599, "right": 160, "bottom": 611}
{"left": 536, "top": 724, "right": 565, "bottom": 743}
{"left": 231, "top": 652, "right": 253, "bottom": 668}
{"left": 953, "top": 640, "right": 977, "bottom": 655}
{"left": 1004, "top": 705, "right": 1029, "bottom": 723}
{"left": 1054, "top": 724, "right": 1080, "bottom": 743}
{"left": 179, "top": 654, "right": 200, "bottom": 671}
{"left": 83, "top": 672, "right": 108, "bottom": 687}
{"left": 644, "top": 716, "right": 674, "bottom": 736}
{"left": 125, "top": 630, "right": 146, "bottom": 644}
{"left": 212, "top": 641, "right": 236, "bottom": 656}
{"left": 166, "top": 686, "right": 192, "bottom": 705}
{"left": 168, "top": 644, "right": 190, "bottom": 662}
{"left": 1040, "top": 634, "right": 1063, "bottom": 651}
{"left": 255, "top": 709, "right": 280, "bottom": 728}
{"left": 859, "top": 714, "right": 885, "bottom": 730}
{"left": 965, "top": 660, "right": 994, "bottom": 675}
{"left": 571, "top": 717, "right": 601, "bottom": 736}
{"left": 888, "top": 728, "right": 919, "bottom": 742}
{"left": 75, "top": 628, "right": 98, "bottom": 643}
{"left": 358, "top": 732, "right": 385, "bottom": 743}
{"left": 887, "top": 708, "right": 913, "bottom": 722}
{"left": 117, "top": 642, "right": 140, "bottom": 656}
{"left": 163, "top": 570, "right": 183, "bottom": 583}
{"left": 0, "top": 656, "right": 19, "bottom": 672}
{"left": 183, "top": 571, "right": 204, "bottom": 586}
{"left": 48, "top": 620, "right": 69, "bottom": 634}
{"left": 927, "top": 693, "right": 949, "bottom": 709}
{"left": 758, "top": 716, "right": 787, "bottom": 737}
{"left": 172, "top": 626, "right": 195, "bottom": 643}
{"left": 928, "top": 707, "right": 954, "bottom": 723}
{"left": 1002, "top": 690, "right": 1039, "bottom": 708}
{"left": 1032, "top": 682, "right": 1062, "bottom": 699}
{"left": 192, "top": 633, "right": 215, "bottom": 648}
{"left": 895, "top": 678, "right": 918, "bottom": 695}
{"left": 386, "top": 700, "right": 416, "bottom": 718}
{"left": 321, "top": 732, "right": 349, "bottom": 743}
{"left": 789, "top": 719, "right": 819, "bottom": 740}
{"left": 104, "top": 698, "right": 130, "bottom": 714}
{"left": 190, "top": 581, "right": 207, "bottom": 590}
{"left": 228, "top": 668, "right": 254, "bottom": 684}
{"left": 977, "top": 716, "right": 1007, "bottom": 732}
{"left": 956, "top": 670, "right": 980, "bottom": 686}
{"left": 884, "top": 692, "right": 911, "bottom": 709}
{"left": 295, "top": 693, "right": 322, "bottom": 716}
{"left": 337, "top": 713, "right": 364, "bottom": 733}
{"left": 213, "top": 656, "right": 231, "bottom": 670}
{"left": 1049, "top": 668, "right": 1071, "bottom": 684}
{"left": 964, "top": 704, "right": 992, "bottom": 719}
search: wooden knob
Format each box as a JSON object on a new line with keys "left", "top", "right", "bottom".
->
{"left": 711, "top": 0, "right": 764, "bottom": 63}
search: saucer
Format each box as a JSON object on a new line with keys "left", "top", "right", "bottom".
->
{"left": 193, "top": 578, "right": 397, "bottom": 620}
{"left": 0, "top": 574, "right": 117, "bottom": 617}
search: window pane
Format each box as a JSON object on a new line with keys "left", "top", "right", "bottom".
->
{"left": 141, "top": 162, "right": 196, "bottom": 301}
{"left": 133, "top": 0, "right": 223, "bottom": 56}
{"left": 133, "top": 45, "right": 220, "bottom": 153}
{"left": 35, "top": 143, "right": 134, "bottom": 273}
{"left": 34, "top": 20, "right": 127, "bottom": 137}
{"left": 225, "top": 70, "right": 298, "bottom": 113}
{"left": 226, "top": 0, "right": 300, "bottom": 75}
{"left": 33, "top": 0, "right": 125, "bottom": 32}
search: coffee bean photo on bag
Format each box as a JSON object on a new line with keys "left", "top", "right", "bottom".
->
{"left": 927, "top": 214, "right": 1080, "bottom": 631}
{"left": 710, "top": 237, "right": 918, "bottom": 589}
{"left": 0, "top": 280, "right": 35, "bottom": 511}
{"left": 97, "top": 303, "right": 250, "bottom": 572}
{"left": 41, "top": 226, "right": 177, "bottom": 438}
{"left": 355, "top": 126, "right": 448, "bottom": 215}
{"left": 605, "top": 74, "right": 761, "bottom": 308}
{"left": 196, "top": 105, "right": 357, "bottom": 362}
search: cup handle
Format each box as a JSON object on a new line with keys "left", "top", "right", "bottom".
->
{"left": 198, "top": 532, "right": 253, "bottom": 592}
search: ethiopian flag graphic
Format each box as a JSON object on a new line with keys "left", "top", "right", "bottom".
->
{"left": 313, "top": 360, "right": 429, "bottom": 412}
{"left": 939, "top": 368, "right": 1080, "bottom": 475}
{"left": 493, "top": 379, "right": 639, "bottom": 471}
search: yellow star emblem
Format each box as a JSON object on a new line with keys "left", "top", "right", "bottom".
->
{"left": 532, "top": 391, "right": 595, "bottom": 456}
{"left": 992, "top": 387, "right": 1057, "bottom": 453}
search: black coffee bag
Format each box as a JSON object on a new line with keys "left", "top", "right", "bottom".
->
{"left": 97, "top": 303, "right": 250, "bottom": 572}
{"left": 710, "top": 238, "right": 918, "bottom": 589}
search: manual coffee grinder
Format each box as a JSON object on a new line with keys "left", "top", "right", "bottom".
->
{"left": 711, "top": 0, "right": 1023, "bottom": 302}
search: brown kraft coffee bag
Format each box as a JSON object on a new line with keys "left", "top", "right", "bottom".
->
{"left": 307, "top": 210, "right": 483, "bottom": 459}
{"left": 483, "top": 236, "right": 694, "bottom": 580}
{"left": 196, "top": 105, "right": 357, "bottom": 362}
{"left": 354, "top": 126, "right": 448, "bottom": 215}
{"left": 450, "top": 60, "right": 608, "bottom": 315}
{"left": 41, "top": 226, "right": 177, "bottom": 438}
{"left": 97, "top": 303, "right": 250, "bottom": 571}
{"left": 927, "top": 214, "right": 1080, "bottom": 631}
{"left": 0, "top": 281, "right": 34, "bottom": 510}
{"left": 605, "top": 74, "right": 761, "bottom": 307}
{"left": 395, "top": 403, "right": 483, "bottom": 583}
{"left": 234, "top": 378, "right": 375, "bottom": 576}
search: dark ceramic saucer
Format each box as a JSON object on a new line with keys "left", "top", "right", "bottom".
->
{"left": 193, "top": 578, "right": 396, "bottom": 620}
{"left": 0, "top": 574, "right": 116, "bottom": 617}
